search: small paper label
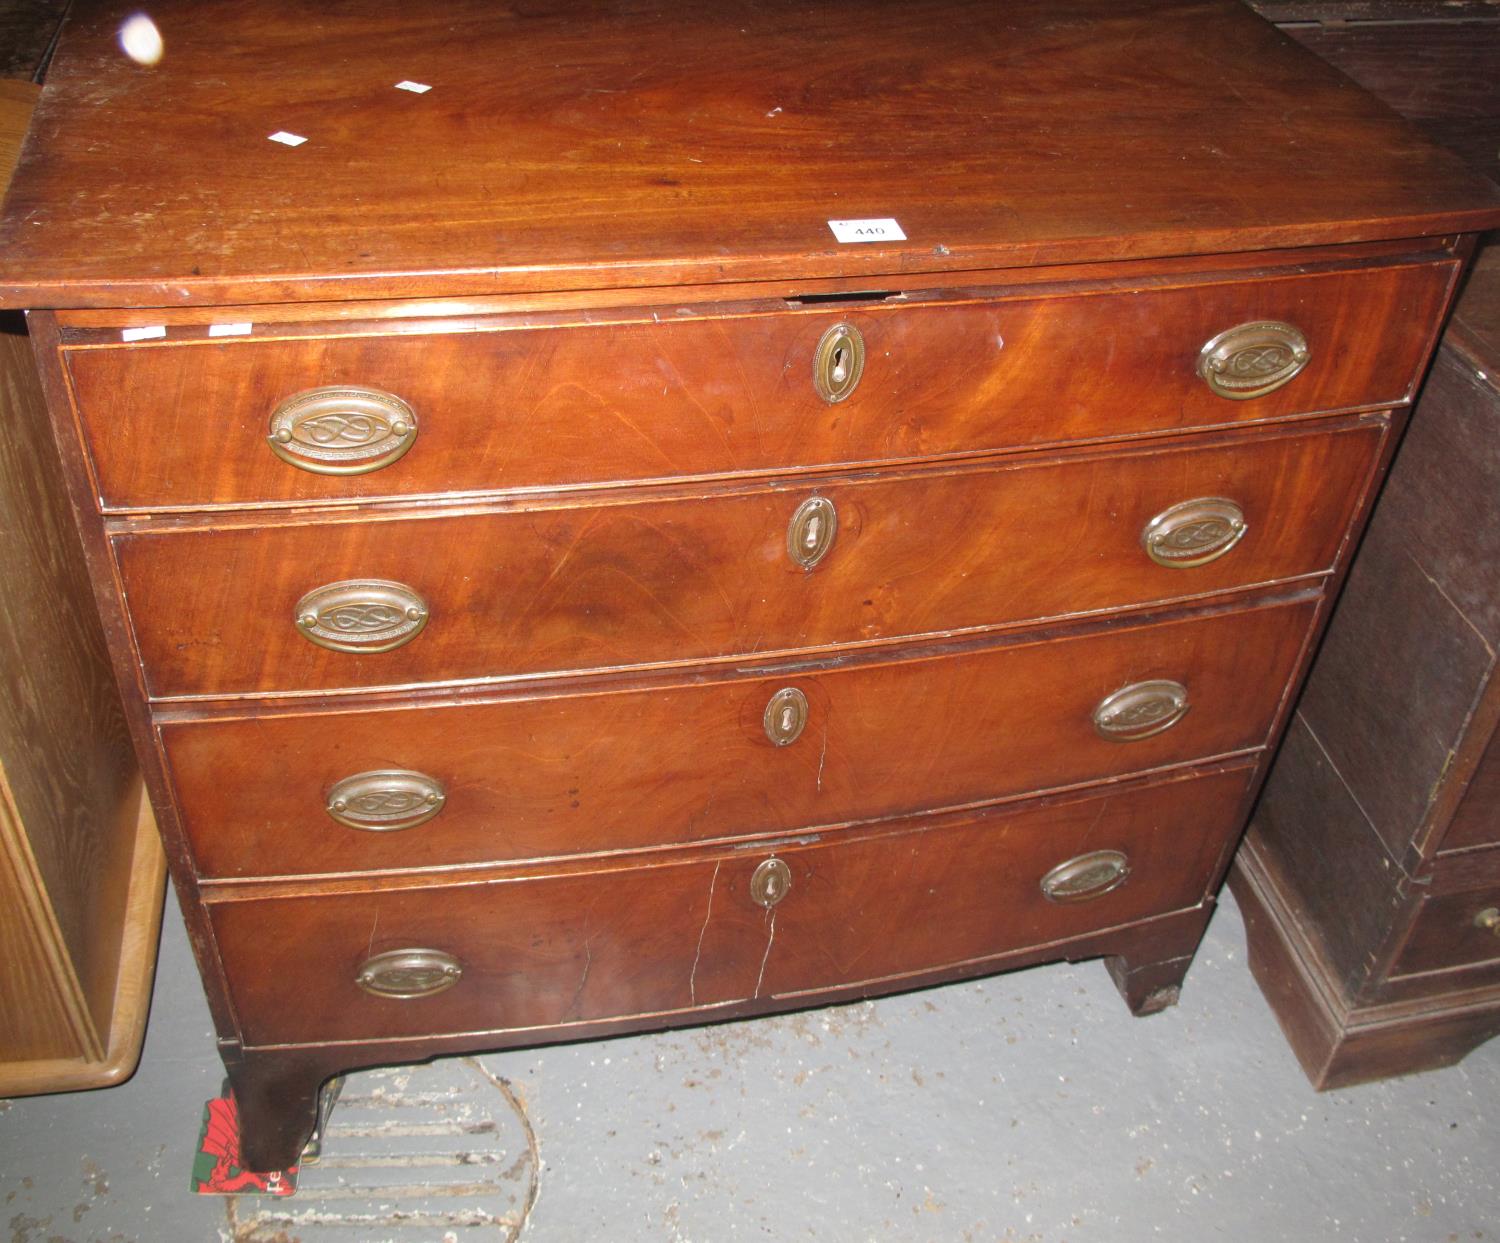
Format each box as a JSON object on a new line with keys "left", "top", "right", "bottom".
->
{"left": 394, "top": 80, "right": 432, "bottom": 93}
{"left": 120, "top": 325, "right": 166, "bottom": 342}
{"left": 828, "top": 217, "right": 906, "bottom": 244}
{"left": 268, "top": 131, "right": 307, "bottom": 147}
{"left": 208, "top": 323, "right": 253, "bottom": 337}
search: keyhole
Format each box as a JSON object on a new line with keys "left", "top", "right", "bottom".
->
{"left": 780, "top": 706, "right": 795, "bottom": 733}
{"left": 803, "top": 513, "right": 821, "bottom": 549}
{"left": 765, "top": 874, "right": 780, "bottom": 899}
{"left": 831, "top": 344, "right": 848, "bottom": 384}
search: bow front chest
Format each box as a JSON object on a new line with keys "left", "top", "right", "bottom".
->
{"left": 3, "top": 0, "right": 1498, "bottom": 1169}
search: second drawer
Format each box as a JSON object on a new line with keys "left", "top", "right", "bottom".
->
{"left": 164, "top": 597, "right": 1317, "bottom": 879}
{"left": 119, "top": 421, "right": 1380, "bottom": 699}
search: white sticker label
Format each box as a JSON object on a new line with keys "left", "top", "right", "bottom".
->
{"left": 394, "top": 80, "right": 432, "bottom": 93}
{"left": 208, "top": 323, "right": 253, "bottom": 337}
{"left": 827, "top": 217, "right": 906, "bottom": 244}
{"left": 120, "top": 325, "right": 166, "bottom": 342}
{"left": 268, "top": 131, "right": 307, "bottom": 147}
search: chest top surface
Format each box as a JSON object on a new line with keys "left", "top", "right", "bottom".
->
{"left": 1, "top": 0, "right": 1497, "bottom": 309}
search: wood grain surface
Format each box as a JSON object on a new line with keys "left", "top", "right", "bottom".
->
{"left": 1, "top": 0, "right": 1497, "bottom": 307}
{"left": 162, "top": 595, "right": 1315, "bottom": 878}
{"left": 208, "top": 763, "right": 1256, "bottom": 1046}
{"left": 63, "top": 259, "right": 1450, "bottom": 511}
{"left": 117, "top": 421, "right": 1381, "bottom": 699}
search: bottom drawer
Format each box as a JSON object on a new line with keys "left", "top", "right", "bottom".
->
{"left": 213, "top": 763, "right": 1255, "bottom": 1047}
{"left": 1391, "top": 883, "right": 1500, "bottom": 979}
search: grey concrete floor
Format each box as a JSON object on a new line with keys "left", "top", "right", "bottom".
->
{"left": 2, "top": 885, "right": 1497, "bottom": 1242}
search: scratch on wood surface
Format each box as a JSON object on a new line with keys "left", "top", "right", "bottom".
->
{"left": 567, "top": 939, "right": 595, "bottom": 1020}
{"left": 754, "top": 910, "right": 777, "bottom": 999}
{"left": 689, "top": 860, "right": 722, "bottom": 1006}
{"left": 816, "top": 725, "right": 829, "bottom": 792}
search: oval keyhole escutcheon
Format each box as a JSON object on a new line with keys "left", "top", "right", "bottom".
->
{"left": 813, "top": 322, "right": 865, "bottom": 403}
{"left": 763, "top": 686, "right": 809, "bottom": 746}
{"left": 788, "top": 496, "right": 838, "bottom": 569}
{"left": 750, "top": 857, "right": 792, "bottom": 908}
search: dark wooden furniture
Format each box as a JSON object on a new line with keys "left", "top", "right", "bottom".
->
{"left": 1232, "top": 247, "right": 1500, "bottom": 1087}
{"left": 1244, "top": 0, "right": 1500, "bottom": 187}
{"left": 0, "top": 76, "right": 165, "bottom": 1097}
{"left": 2, "top": 0, "right": 1497, "bottom": 1168}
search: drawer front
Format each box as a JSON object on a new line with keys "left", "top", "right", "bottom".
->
{"left": 210, "top": 764, "right": 1256, "bottom": 1047}
{"left": 1391, "top": 884, "right": 1500, "bottom": 979}
{"left": 70, "top": 261, "right": 1449, "bottom": 511}
{"left": 120, "top": 423, "right": 1379, "bottom": 699}
{"left": 164, "top": 599, "right": 1315, "bottom": 879}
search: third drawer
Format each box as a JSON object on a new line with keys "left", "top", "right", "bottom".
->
{"left": 163, "top": 595, "right": 1318, "bottom": 879}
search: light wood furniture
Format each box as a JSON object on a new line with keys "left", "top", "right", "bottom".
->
{"left": 0, "top": 75, "right": 165, "bottom": 1097}
{"left": 1, "top": 0, "right": 1497, "bottom": 1167}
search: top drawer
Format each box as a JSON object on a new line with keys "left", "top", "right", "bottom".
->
{"left": 64, "top": 260, "right": 1454, "bottom": 512}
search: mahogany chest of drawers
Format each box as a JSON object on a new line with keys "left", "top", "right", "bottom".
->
{"left": 2, "top": 0, "right": 1497, "bottom": 1169}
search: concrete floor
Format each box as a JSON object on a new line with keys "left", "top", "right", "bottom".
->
{"left": 2, "top": 886, "right": 1497, "bottom": 1242}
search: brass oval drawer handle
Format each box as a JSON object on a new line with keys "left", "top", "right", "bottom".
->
{"left": 1197, "top": 320, "right": 1310, "bottom": 400}
{"left": 1093, "top": 679, "right": 1189, "bottom": 741}
{"left": 295, "top": 579, "right": 430, "bottom": 654}
{"left": 1474, "top": 907, "right": 1500, "bottom": 937}
{"left": 813, "top": 322, "right": 865, "bottom": 403}
{"left": 267, "top": 385, "right": 418, "bottom": 475}
{"left": 750, "top": 857, "right": 792, "bottom": 908}
{"left": 763, "top": 686, "right": 809, "bottom": 746}
{"left": 355, "top": 948, "right": 462, "bottom": 999}
{"left": 1040, "top": 849, "right": 1130, "bottom": 903}
{"left": 788, "top": 496, "right": 838, "bottom": 570}
{"left": 326, "top": 769, "right": 447, "bottom": 832}
{"left": 1142, "top": 497, "right": 1247, "bottom": 568}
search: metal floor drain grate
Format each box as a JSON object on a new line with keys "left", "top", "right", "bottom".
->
{"left": 227, "top": 1057, "right": 539, "bottom": 1242}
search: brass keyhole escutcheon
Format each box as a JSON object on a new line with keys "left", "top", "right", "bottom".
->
{"left": 763, "top": 687, "right": 810, "bottom": 746}
{"left": 750, "top": 857, "right": 792, "bottom": 908}
{"left": 812, "top": 322, "right": 865, "bottom": 403}
{"left": 788, "top": 496, "right": 838, "bottom": 570}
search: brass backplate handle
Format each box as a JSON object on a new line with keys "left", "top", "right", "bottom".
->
{"left": 355, "top": 948, "right": 463, "bottom": 999}
{"left": 1040, "top": 849, "right": 1130, "bottom": 902}
{"left": 763, "top": 687, "right": 810, "bottom": 746}
{"left": 268, "top": 385, "right": 418, "bottom": 475}
{"left": 1142, "top": 497, "right": 1247, "bottom": 568}
{"left": 1197, "top": 320, "right": 1310, "bottom": 400}
{"left": 750, "top": 857, "right": 792, "bottom": 908}
{"left": 812, "top": 322, "right": 865, "bottom": 403}
{"left": 788, "top": 496, "right": 838, "bottom": 570}
{"left": 1093, "top": 679, "right": 1190, "bottom": 741}
{"left": 326, "top": 769, "right": 447, "bottom": 832}
{"left": 295, "top": 579, "right": 430, "bottom": 654}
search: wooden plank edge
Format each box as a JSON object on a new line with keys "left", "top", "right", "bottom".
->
{"left": 1230, "top": 830, "right": 1500, "bottom": 1089}
{"left": 0, "top": 782, "right": 167, "bottom": 1096}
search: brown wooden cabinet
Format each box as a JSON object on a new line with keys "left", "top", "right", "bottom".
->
{"left": 1232, "top": 249, "right": 1500, "bottom": 1087}
{"left": 2, "top": 0, "right": 1497, "bottom": 1168}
